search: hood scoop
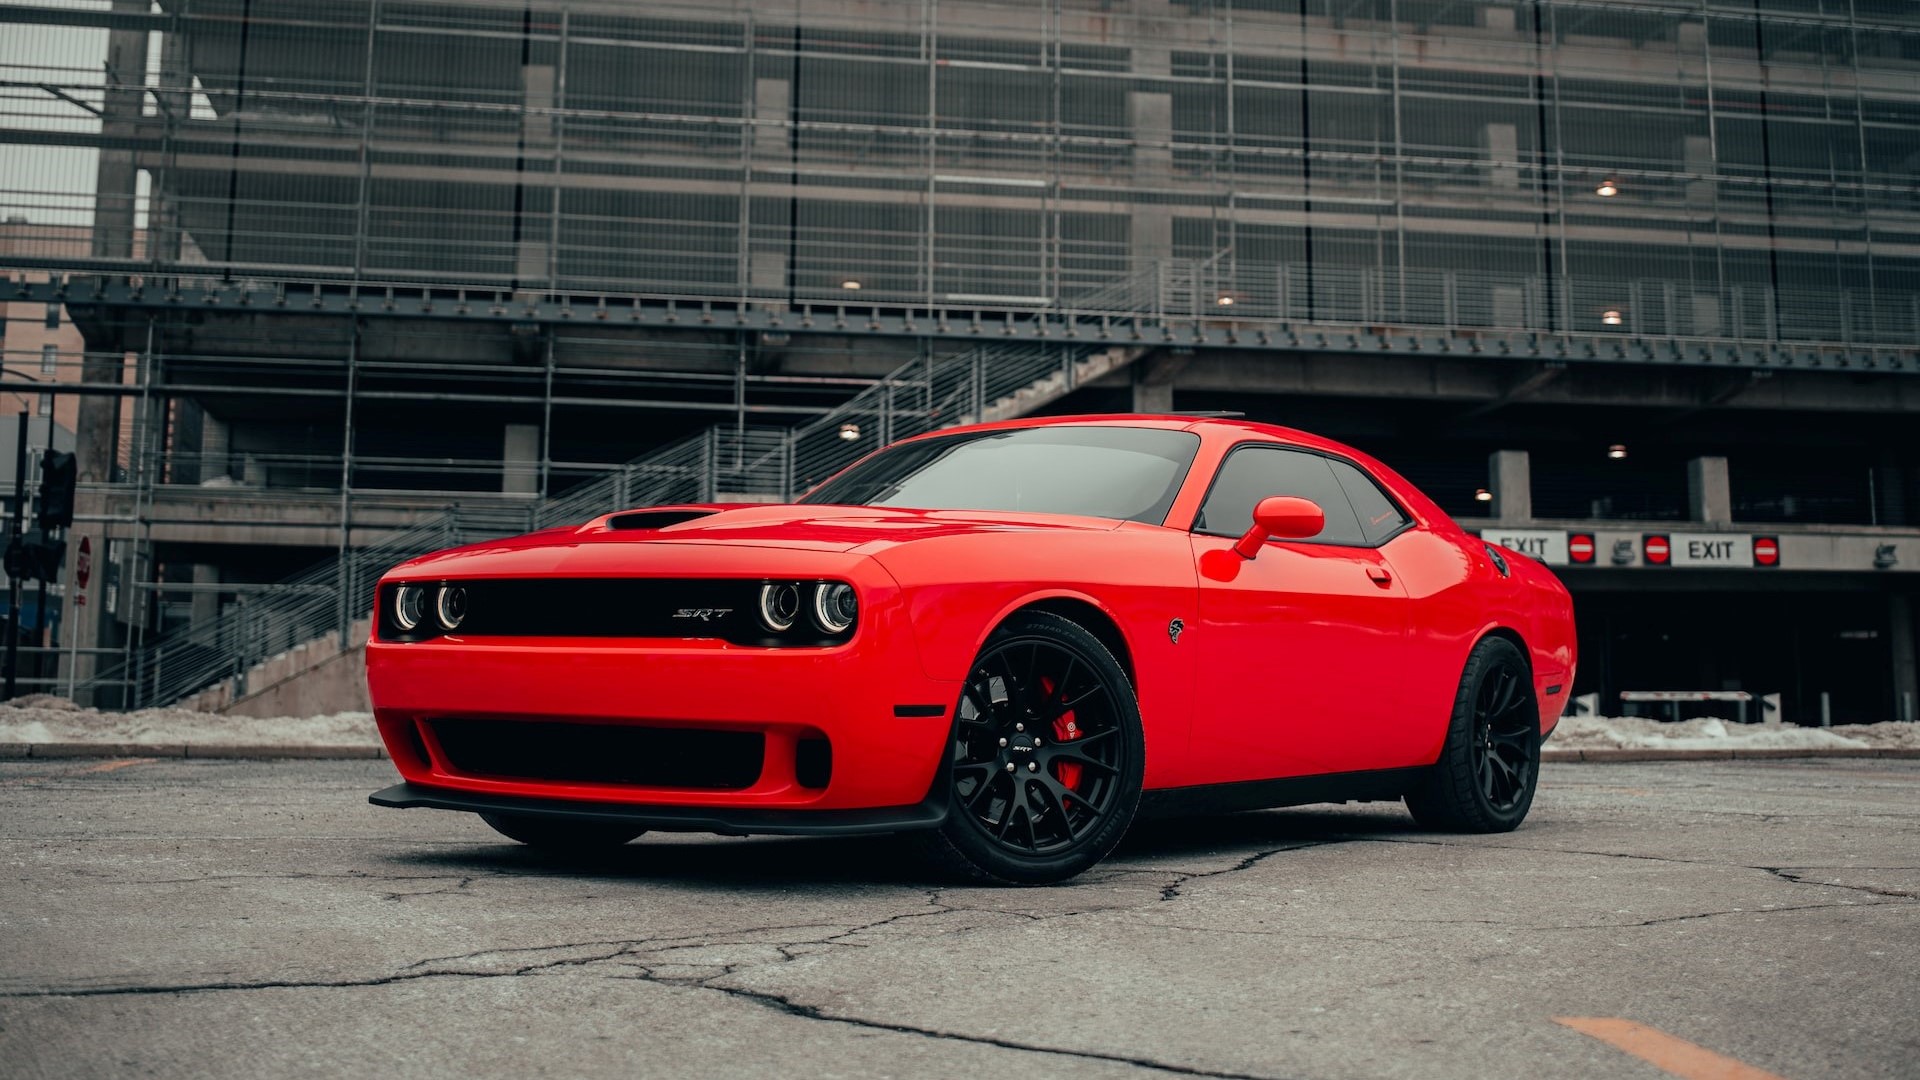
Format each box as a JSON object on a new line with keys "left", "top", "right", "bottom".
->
{"left": 606, "top": 508, "right": 718, "bottom": 531}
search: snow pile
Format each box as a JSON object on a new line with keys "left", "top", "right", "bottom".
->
{"left": 0, "top": 694, "right": 378, "bottom": 748}
{"left": 1552, "top": 714, "right": 1920, "bottom": 752}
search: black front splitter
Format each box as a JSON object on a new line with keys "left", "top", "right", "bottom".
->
{"left": 369, "top": 782, "right": 947, "bottom": 837}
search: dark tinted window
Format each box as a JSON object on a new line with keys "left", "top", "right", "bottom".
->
{"left": 801, "top": 426, "right": 1201, "bottom": 524}
{"left": 1330, "top": 458, "right": 1411, "bottom": 543}
{"left": 1194, "top": 446, "right": 1366, "bottom": 545}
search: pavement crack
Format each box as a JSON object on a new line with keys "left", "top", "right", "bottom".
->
{"left": 698, "top": 981, "right": 1296, "bottom": 1080}
{"left": 1760, "top": 867, "right": 1919, "bottom": 900}
{"left": 1156, "top": 844, "right": 1313, "bottom": 902}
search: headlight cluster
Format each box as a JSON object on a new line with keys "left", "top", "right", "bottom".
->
{"left": 759, "top": 581, "right": 857, "bottom": 636}
{"left": 384, "top": 583, "right": 467, "bottom": 640}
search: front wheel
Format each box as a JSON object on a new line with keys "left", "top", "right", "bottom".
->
{"left": 1404, "top": 635, "right": 1540, "bottom": 832}
{"left": 920, "top": 611, "right": 1144, "bottom": 885}
{"left": 479, "top": 813, "right": 646, "bottom": 851}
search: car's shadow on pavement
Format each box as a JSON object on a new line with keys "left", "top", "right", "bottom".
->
{"left": 379, "top": 803, "right": 1435, "bottom": 889}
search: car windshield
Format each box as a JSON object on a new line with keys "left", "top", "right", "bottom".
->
{"left": 800, "top": 425, "right": 1202, "bottom": 524}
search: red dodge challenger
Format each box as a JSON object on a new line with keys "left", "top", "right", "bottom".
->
{"left": 368, "top": 415, "right": 1576, "bottom": 884}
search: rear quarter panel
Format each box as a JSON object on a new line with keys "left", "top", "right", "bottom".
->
{"left": 1382, "top": 526, "right": 1573, "bottom": 756}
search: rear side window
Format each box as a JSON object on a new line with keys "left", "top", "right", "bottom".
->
{"left": 1194, "top": 446, "right": 1367, "bottom": 545}
{"left": 1329, "top": 458, "right": 1411, "bottom": 544}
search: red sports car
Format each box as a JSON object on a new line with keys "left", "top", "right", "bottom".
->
{"left": 368, "top": 415, "right": 1576, "bottom": 883}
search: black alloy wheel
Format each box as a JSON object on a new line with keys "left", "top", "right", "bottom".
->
{"left": 1405, "top": 635, "right": 1541, "bottom": 832}
{"left": 922, "top": 611, "right": 1144, "bottom": 884}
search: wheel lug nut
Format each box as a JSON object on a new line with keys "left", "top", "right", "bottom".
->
{"left": 998, "top": 737, "right": 1008, "bottom": 747}
{"left": 1027, "top": 762, "right": 1038, "bottom": 772}
{"left": 1015, "top": 722, "right": 1025, "bottom": 732}
{"left": 1032, "top": 737, "right": 1042, "bottom": 746}
{"left": 1005, "top": 761, "right": 1016, "bottom": 772}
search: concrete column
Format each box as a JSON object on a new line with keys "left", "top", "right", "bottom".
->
{"left": 1688, "top": 456, "right": 1732, "bottom": 523}
{"left": 1891, "top": 593, "right": 1918, "bottom": 723}
{"left": 1482, "top": 122, "right": 1519, "bottom": 189}
{"left": 1488, "top": 450, "right": 1531, "bottom": 523}
{"left": 1131, "top": 349, "right": 1186, "bottom": 415}
{"left": 515, "top": 63, "right": 557, "bottom": 288}
{"left": 90, "top": 0, "right": 148, "bottom": 264}
{"left": 200, "top": 410, "right": 230, "bottom": 483}
{"left": 753, "top": 77, "right": 790, "bottom": 165}
{"left": 189, "top": 564, "right": 220, "bottom": 628}
{"left": 1127, "top": 87, "right": 1174, "bottom": 268}
{"left": 502, "top": 423, "right": 540, "bottom": 495}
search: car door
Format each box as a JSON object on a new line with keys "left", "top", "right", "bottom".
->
{"left": 1186, "top": 445, "right": 1415, "bottom": 782}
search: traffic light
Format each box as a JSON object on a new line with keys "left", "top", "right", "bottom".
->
{"left": 36, "top": 449, "right": 74, "bottom": 530}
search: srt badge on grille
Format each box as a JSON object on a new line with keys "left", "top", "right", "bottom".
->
{"left": 672, "top": 608, "right": 733, "bottom": 621}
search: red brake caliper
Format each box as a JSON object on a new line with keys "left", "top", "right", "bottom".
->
{"left": 1042, "top": 676, "right": 1084, "bottom": 794}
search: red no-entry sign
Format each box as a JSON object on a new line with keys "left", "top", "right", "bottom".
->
{"left": 1568, "top": 533, "right": 1596, "bottom": 564}
{"left": 1643, "top": 534, "right": 1671, "bottom": 565}
{"left": 1753, "top": 535, "right": 1780, "bottom": 567}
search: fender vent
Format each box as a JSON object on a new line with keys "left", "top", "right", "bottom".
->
{"left": 607, "top": 509, "right": 715, "bottom": 531}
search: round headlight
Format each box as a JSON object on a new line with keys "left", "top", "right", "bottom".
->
{"left": 812, "top": 582, "right": 857, "bottom": 634}
{"left": 393, "top": 585, "right": 427, "bottom": 631}
{"left": 436, "top": 585, "right": 467, "bottom": 630}
{"left": 759, "top": 582, "right": 801, "bottom": 632}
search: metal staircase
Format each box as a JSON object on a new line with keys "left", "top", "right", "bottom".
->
{"left": 83, "top": 270, "right": 1175, "bottom": 709}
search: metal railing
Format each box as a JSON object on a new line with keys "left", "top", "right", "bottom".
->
{"left": 74, "top": 263, "right": 1158, "bottom": 708}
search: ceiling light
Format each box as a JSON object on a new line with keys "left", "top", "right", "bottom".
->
{"left": 838, "top": 422, "right": 861, "bottom": 441}
{"left": 1215, "top": 294, "right": 1235, "bottom": 307}
{"left": 1602, "top": 309, "right": 1624, "bottom": 326}
{"left": 1596, "top": 179, "right": 1619, "bottom": 197}
{"left": 1474, "top": 488, "right": 1494, "bottom": 503}
{"left": 840, "top": 279, "right": 862, "bottom": 290}
{"left": 1607, "top": 444, "right": 1628, "bottom": 460}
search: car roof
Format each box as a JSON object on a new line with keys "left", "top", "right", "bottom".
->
{"left": 920, "top": 412, "right": 1356, "bottom": 457}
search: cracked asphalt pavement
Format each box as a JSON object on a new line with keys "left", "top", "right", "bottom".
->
{"left": 2, "top": 758, "right": 1915, "bottom": 1080}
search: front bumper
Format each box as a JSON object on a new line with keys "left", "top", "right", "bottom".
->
{"left": 369, "top": 781, "right": 947, "bottom": 836}
{"left": 366, "top": 580, "right": 962, "bottom": 816}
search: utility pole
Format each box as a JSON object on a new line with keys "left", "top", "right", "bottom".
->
{"left": 4, "top": 412, "right": 25, "bottom": 699}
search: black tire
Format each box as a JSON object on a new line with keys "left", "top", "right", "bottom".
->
{"left": 1404, "top": 635, "right": 1540, "bottom": 833}
{"left": 479, "top": 813, "right": 646, "bottom": 851}
{"left": 920, "top": 611, "right": 1144, "bottom": 885}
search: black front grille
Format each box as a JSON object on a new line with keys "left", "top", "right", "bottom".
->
{"left": 429, "top": 719, "right": 765, "bottom": 790}
{"left": 379, "top": 578, "right": 849, "bottom": 646}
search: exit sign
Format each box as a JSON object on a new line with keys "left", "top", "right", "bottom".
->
{"left": 1670, "top": 533, "right": 1756, "bottom": 568}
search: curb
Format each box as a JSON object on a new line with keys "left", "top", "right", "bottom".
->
{"left": 1542, "top": 747, "right": 1920, "bottom": 762}
{"left": 0, "top": 743, "right": 386, "bottom": 760}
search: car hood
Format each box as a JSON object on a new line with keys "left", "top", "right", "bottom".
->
{"left": 384, "top": 503, "right": 1123, "bottom": 578}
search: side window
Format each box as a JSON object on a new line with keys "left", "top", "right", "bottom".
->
{"left": 1329, "top": 459, "right": 1411, "bottom": 544}
{"left": 1195, "top": 447, "right": 1366, "bottom": 545}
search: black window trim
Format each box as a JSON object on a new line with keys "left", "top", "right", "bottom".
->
{"left": 1190, "top": 440, "right": 1418, "bottom": 551}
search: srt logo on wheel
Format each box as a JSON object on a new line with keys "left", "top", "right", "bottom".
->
{"left": 672, "top": 608, "right": 733, "bottom": 621}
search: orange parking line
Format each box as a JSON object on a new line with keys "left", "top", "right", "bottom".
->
{"left": 1556, "top": 1017, "right": 1788, "bottom": 1080}
{"left": 76, "top": 758, "right": 158, "bottom": 774}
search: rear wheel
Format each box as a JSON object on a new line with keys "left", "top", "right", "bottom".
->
{"left": 1405, "top": 635, "right": 1540, "bottom": 832}
{"left": 922, "top": 611, "right": 1144, "bottom": 885}
{"left": 479, "top": 813, "right": 646, "bottom": 851}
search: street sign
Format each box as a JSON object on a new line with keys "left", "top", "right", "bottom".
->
{"left": 1481, "top": 528, "right": 1568, "bottom": 566}
{"left": 1644, "top": 534, "right": 1671, "bottom": 565}
{"left": 76, "top": 536, "right": 90, "bottom": 590}
{"left": 1671, "top": 533, "right": 1753, "bottom": 567}
{"left": 1753, "top": 535, "right": 1780, "bottom": 567}
{"left": 1568, "top": 533, "right": 1596, "bottom": 564}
